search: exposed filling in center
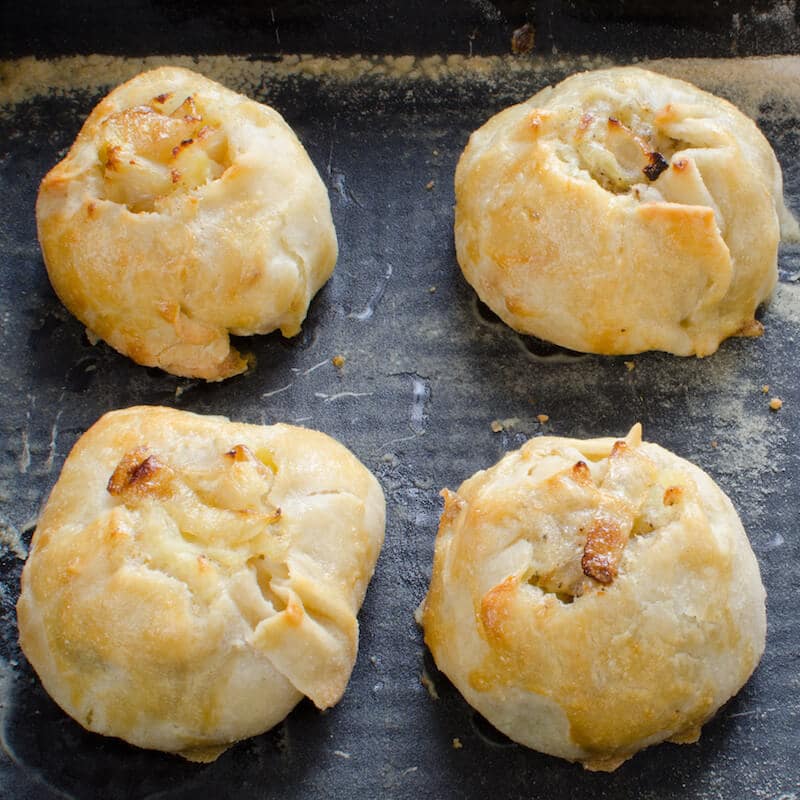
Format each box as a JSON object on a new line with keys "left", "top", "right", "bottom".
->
{"left": 106, "top": 443, "right": 287, "bottom": 620}
{"left": 524, "top": 436, "right": 686, "bottom": 603}
{"left": 572, "top": 111, "right": 683, "bottom": 195}
{"left": 98, "top": 93, "right": 231, "bottom": 212}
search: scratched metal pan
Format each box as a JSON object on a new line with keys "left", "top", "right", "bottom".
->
{"left": 1, "top": 2, "right": 800, "bottom": 798}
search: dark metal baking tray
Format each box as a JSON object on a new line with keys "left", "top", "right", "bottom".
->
{"left": 1, "top": 3, "right": 799, "bottom": 798}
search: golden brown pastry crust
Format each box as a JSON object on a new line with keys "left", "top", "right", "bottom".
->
{"left": 17, "top": 406, "right": 385, "bottom": 760}
{"left": 455, "top": 67, "right": 790, "bottom": 356}
{"left": 421, "top": 425, "right": 766, "bottom": 769}
{"left": 36, "top": 67, "right": 337, "bottom": 380}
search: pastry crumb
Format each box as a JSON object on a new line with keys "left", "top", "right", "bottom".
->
{"left": 511, "top": 23, "right": 535, "bottom": 55}
{"left": 710, "top": 439, "right": 718, "bottom": 449}
{"left": 490, "top": 417, "right": 519, "bottom": 433}
{"left": 428, "top": 285, "right": 437, "bottom": 293}
{"left": 761, "top": 384, "right": 770, "bottom": 394}
{"left": 332, "top": 355, "right": 346, "bottom": 368}
{"left": 537, "top": 414, "right": 549, "bottom": 424}
{"left": 425, "top": 179, "right": 435, "bottom": 190}
{"left": 769, "top": 397, "right": 783, "bottom": 411}
{"left": 452, "top": 737, "right": 463, "bottom": 749}
{"left": 421, "top": 668, "right": 439, "bottom": 700}
{"left": 333, "top": 750, "right": 351, "bottom": 759}
{"left": 624, "top": 361, "right": 635, "bottom": 371}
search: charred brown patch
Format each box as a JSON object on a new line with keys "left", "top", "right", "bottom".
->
{"left": 672, "top": 158, "right": 688, "bottom": 172}
{"left": 581, "top": 517, "right": 626, "bottom": 584}
{"left": 172, "top": 95, "right": 200, "bottom": 123}
{"left": 225, "top": 444, "right": 254, "bottom": 463}
{"left": 104, "top": 145, "right": 122, "bottom": 172}
{"left": 153, "top": 92, "right": 173, "bottom": 105}
{"left": 107, "top": 448, "right": 172, "bottom": 498}
{"left": 170, "top": 169, "right": 181, "bottom": 184}
{"left": 643, "top": 151, "right": 669, "bottom": 181}
{"left": 570, "top": 460, "right": 593, "bottom": 485}
{"left": 610, "top": 440, "right": 628, "bottom": 458}
{"left": 663, "top": 486, "right": 683, "bottom": 506}
{"left": 171, "top": 138, "right": 194, "bottom": 158}
{"left": 224, "top": 443, "right": 275, "bottom": 484}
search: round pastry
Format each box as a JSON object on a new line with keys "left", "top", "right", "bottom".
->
{"left": 455, "top": 66, "right": 794, "bottom": 356}
{"left": 17, "top": 406, "right": 384, "bottom": 761}
{"left": 36, "top": 67, "right": 337, "bottom": 380}
{"left": 420, "top": 424, "right": 766, "bottom": 770}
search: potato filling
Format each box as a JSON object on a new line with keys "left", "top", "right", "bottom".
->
{"left": 98, "top": 93, "right": 230, "bottom": 212}
{"left": 524, "top": 434, "right": 687, "bottom": 602}
{"left": 572, "top": 111, "right": 683, "bottom": 195}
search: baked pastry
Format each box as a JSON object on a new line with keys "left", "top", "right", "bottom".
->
{"left": 455, "top": 66, "right": 794, "bottom": 356}
{"left": 420, "top": 424, "right": 766, "bottom": 770}
{"left": 36, "top": 67, "right": 337, "bottom": 380}
{"left": 17, "top": 406, "right": 384, "bottom": 761}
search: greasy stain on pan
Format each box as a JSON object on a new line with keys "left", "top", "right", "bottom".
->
{"left": 2, "top": 45, "right": 800, "bottom": 800}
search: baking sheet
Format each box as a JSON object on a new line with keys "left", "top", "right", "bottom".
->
{"left": 1, "top": 49, "right": 799, "bottom": 799}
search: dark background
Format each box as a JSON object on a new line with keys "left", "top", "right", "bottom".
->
{"left": 1, "top": 2, "right": 800, "bottom": 798}
{"left": 3, "top": 0, "right": 800, "bottom": 59}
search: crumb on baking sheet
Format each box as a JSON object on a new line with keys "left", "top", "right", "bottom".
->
{"left": 332, "top": 354, "right": 346, "bottom": 368}
{"left": 421, "top": 668, "right": 439, "bottom": 700}
{"left": 511, "top": 23, "right": 535, "bottom": 55}
{"left": 428, "top": 285, "right": 437, "bottom": 293}
{"left": 537, "top": 413, "right": 549, "bottom": 423}
{"left": 711, "top": 439, "right": 718, "bottom": 449}
{"left": 761, "top": 384, "right": 770, "bottom": 394}
{"left": 452, "top": 737, "right": 463, "bottom": 749}
{"left": 0, "top": 523, "right": 28, "bottom": 560}
{"left": 624, "top": 361, "right": 635, "bottom": 371}
{"left": 425, "top": 179, "right": 435, "bottom": 190}
{"left": 5, "top": 53, "right": 800, "bottom": 126}
{"left": 490, "top": 417, "right": 519, "bottom": 432}
{"left": 769, "top": 397, "right": 783, "bottom": 411}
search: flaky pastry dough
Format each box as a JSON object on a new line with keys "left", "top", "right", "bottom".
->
{"left": 36, "top": 67, "right": 337, "bottom": 380}
{"left": 420, "top": 424, "right": 766, "bottom": 769}
{"left": 455, "top": 67, "right": 795, "bottom": 355}
{"left": 17, "top": 406, "right": 384, "bottom": 761}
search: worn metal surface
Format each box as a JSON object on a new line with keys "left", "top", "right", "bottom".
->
{"left": 1, "top": 33, "right": 799, "bottom": 800}
{"left": 4, "top": 0, "right": 800, "bottom": 59}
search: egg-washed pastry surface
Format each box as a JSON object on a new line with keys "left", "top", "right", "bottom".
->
{"left": 36, "top": 66, "right": 337, "bottom": 380}
{"left": 17, "top": 406, "right": 385, "bottom": 761}
{"left": 420, "top": 424, "right": 766, "bottom": 770}
{"left": 455, "top": 66, "right": 795, "bottom": 356}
